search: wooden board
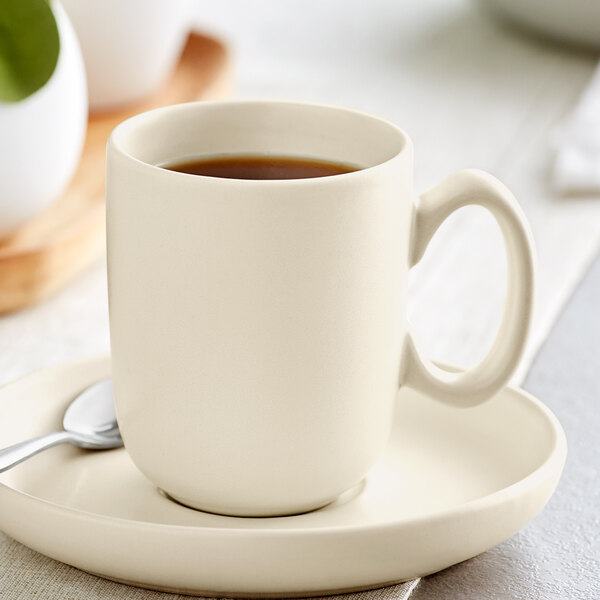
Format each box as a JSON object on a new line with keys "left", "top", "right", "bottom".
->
{"left": 0, "top": 32, "right": 231, "bottom": 313}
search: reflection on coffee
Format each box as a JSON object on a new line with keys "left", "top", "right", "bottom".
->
{"left": 162, "top": 155, "right": 359, "bottom": 180}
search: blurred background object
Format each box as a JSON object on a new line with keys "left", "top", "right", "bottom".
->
{"left": 477, "top": 0, "right": 600, "bottom": 197}
{"left": 477, "top": 0, "right": 600, "bottom": 49}
{"left": 0, "top": 0, "right": 87, "bottom": 239}
{"left": 61, "top": 0, "right": 192, "bottom": 112}
{"left": 0, "top": 3, "right": 229, "bottom": 314}
{"left": 553, "top": 62, "right": 600, "bottom": 194}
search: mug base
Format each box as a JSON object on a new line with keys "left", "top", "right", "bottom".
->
{"left": 162, "top": 484, "right": 364, "bottom": 518}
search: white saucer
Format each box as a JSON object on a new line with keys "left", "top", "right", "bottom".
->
{"left": 0, "top": 357, "right": 566, "bottom": 597}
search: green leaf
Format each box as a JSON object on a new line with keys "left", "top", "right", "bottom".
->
{"left": 0, "top": 0, "right": 60, "bottom": 103}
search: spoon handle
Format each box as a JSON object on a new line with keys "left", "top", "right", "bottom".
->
{"left": 0, "top": 431, "right": 73, "bottom": 473}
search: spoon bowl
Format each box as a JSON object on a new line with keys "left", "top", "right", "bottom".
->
{"left": 63, "top": 379, "right": 121, "bottom": 448}
{"left": 0, "top": 378, "right": 122, "bottom": 472}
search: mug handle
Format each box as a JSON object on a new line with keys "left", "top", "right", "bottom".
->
{"left": 402, "top": 169, "right": 535, "bottom": 407}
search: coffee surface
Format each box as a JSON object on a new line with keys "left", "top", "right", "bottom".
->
{"left": 163, "top": 155, "right": 358, "bottom": 180}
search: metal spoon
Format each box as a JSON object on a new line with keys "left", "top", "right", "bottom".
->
{"left": 0, "top": 379, "right": 122, "bottom": 473}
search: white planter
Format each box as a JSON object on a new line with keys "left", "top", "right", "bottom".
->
{"left": 0, "top": 2, "right": 87, "bottom": 239}
{"left": 62, "top": 0, "right": 192, "bottom": 112}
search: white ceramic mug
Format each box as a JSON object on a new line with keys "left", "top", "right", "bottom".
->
{"left": 107, "top": 100, "right": 535, "bottom": 517}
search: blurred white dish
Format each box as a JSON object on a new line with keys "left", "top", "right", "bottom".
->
{"left": 62, "top": 0, "right": 192, "bottom": 112}
{"left": 0, "top": 1, "right": 87, "bottom": 239}
{"left": 0, "top": 357, "right": 566, "bottom": 596}
{"left": 478, "top": 0, "right": 600, "bottom": 49}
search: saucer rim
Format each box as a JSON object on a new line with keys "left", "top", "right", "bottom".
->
{"left": 0, "top": 356, "right": 567, "bottom": 536}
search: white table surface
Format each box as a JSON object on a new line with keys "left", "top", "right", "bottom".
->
{"left": 0, "top": 1, "right": 598, "bottom": 598}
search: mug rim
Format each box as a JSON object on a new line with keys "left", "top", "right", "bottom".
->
{"left": 108, "top": 99, "right": 412, "bottom": 185}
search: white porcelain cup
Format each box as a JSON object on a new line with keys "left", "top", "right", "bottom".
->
{"left": 62, "top": 0, "right": 190, "bottom": 111}
{"left": 107, "top": 100, "right": 535, "bottom": 517}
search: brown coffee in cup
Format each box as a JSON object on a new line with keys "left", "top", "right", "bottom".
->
{"left": 163, "top": 155, "right": 358, "bottom": 180}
